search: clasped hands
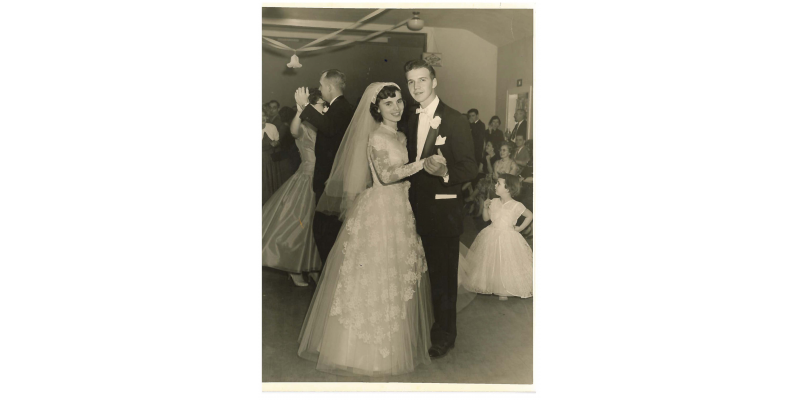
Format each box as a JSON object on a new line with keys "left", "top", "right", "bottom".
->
{"left": 295, "top": 87, "right": 310, "bottom": 108}
{"left": 423, "top": 149, "right": 448, "bottom": 177}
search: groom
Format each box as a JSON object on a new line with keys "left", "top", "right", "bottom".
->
{"left": 404, "top": 60, "right": 476, "bottom": 358}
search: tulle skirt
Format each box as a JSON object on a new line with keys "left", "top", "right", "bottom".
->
{"left": 262, "top": 164, "right": 321, "bottom": 273}
{"left": 297, "top": 183, "right": 433, "bottom": 376}
{"left": 462, "top": 225, "right": 533, "bottom": 298}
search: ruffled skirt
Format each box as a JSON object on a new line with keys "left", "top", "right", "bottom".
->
{"left": 462, "top": 225, "right": 533, "bottom": 298}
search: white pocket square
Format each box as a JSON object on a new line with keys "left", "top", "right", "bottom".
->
{"left": 435, "top": 194, "right": 457, "bottom": 199}
{"left": 435, "top": 135, "right": 446, "bottom": 145}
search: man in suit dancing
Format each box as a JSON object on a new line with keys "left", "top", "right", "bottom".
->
{"left": 404, "top": 60, "right": 477, "bottom": 358}
{"left": 295, "top": 69, "right": 355, "bottom": 279}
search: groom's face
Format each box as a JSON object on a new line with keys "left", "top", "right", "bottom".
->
{"left": 406, "top": 68, "right": 437, "bottom": 106}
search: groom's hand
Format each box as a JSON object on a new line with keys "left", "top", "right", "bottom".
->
{"left": 424, "top": 149, "right": 448, "bottom": 177}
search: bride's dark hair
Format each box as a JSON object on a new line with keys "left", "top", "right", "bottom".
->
{"left": 369, "top": 85, "right": 402, "bottom": 122}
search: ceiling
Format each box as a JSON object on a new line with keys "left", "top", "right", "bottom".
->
{"left": 262, "top": 8, "right": 533, "bottom": 48}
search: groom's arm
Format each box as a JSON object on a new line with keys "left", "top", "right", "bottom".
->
{"left": 440, "top": 113, "right": 477, "bottom": 186}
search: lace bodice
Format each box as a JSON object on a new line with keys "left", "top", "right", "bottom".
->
{"left": 489, "top": 199, "right": 525, "bottom": 230}
{"left": 367, "top": 124, "right": 423, "bottom": 188}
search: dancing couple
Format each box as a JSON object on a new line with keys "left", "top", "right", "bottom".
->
{"left": 296, "top": 60, "right": 477, "bottom": 376}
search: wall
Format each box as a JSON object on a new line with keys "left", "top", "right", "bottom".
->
{"left": 421, "top": 27, "right": 497, "bottom": 119}
{"left": 262, "top": 25, "right": 498, "bottom": 120}
{"left": 495, "top": 35, "right": 534, "bottom": 135}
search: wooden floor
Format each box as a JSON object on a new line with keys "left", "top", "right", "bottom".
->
{"left": 262, "top": 215, "right": 534, "bottom": 384}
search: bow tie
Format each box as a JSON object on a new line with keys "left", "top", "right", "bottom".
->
{"left": 416, "top": 108, "right": 432, "bottom": 121}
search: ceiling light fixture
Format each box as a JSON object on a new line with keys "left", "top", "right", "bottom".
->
{"left": 407, "top": 11, "right": 424, "bottom": 31}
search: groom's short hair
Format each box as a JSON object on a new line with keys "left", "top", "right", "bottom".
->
{"left": 322, "top": 69, "right": 346, "bottom": 91}
{"left": 404, "top": 59, "right": 436, "bottom": 79}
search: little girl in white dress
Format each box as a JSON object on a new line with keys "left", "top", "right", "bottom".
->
{"left": 463, "top": 174, "right": 533, "bottom": 300}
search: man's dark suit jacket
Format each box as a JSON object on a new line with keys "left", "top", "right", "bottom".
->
{"left": 469, "top": 120, "right": 486, "bottom": 164}
{"left": 300, "top": 97, "right": 355, "bottom": 196}
{"left": 407, "top": 100, "right": 477, "bottom": 238}
{"left": 510, "top": 119, "right": 528, "bottom": 141}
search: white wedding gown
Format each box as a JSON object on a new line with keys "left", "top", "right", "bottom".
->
{"left": 297, "top": 124, "right": 433, "bottom": 376}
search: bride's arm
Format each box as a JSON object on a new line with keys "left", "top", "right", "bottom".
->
{"left": 370, "top": 133, "right": 424, "bottom": 185}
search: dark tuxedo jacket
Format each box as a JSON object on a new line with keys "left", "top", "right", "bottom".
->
{"left": 407, "top": 100, "right": 477, "bottom": 237}
{"left": 510, "top": 119, "right": 528, "bottom": 141}
{"left": 300, "top": 96, "right": 355, "bottom": 195}
{"left": 469, "top": 120, "right": 486, "bottom": 164}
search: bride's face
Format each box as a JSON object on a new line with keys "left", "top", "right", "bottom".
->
{"left": 378, "top": 93, "right": 404, "bottom": 123}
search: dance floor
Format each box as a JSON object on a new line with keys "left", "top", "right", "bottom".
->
{"left": 262, "top": 215, "right": 534, "bottom": 384}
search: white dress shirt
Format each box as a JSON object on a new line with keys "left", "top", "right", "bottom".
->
{"left": 416, "top": 96, "right": 440, "bottom": 161}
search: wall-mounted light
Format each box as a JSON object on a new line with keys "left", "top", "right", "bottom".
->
{"left": 407, "top": 11, "right": 424, "bottom": 31}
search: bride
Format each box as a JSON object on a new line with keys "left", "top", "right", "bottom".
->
{"left": 297, "top": 82, "right": 443, "bottom": 376}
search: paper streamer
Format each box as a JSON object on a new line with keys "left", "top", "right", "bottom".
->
{"left": 262, "top": 9, "right": 412, "bottom": 57}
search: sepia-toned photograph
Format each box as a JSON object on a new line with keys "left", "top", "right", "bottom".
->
{"left": 262, "top": 6, "right": 534, "bottom": 388}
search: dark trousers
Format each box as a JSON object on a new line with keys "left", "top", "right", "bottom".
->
{"left": 421, "top": 235, "right": 460, "bottom": 346}
{"left": 313, "top": 190, "right": 343, "bottom": 268}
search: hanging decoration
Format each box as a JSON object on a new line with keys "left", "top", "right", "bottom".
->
{"left": 262, "top": 9, "right": 414, "bottom": 68}
{"left": 287, "top": 53, "right": 302, "bottom": 68}
{"left": 422, "top": 53, "right": 442, "bottom": 67}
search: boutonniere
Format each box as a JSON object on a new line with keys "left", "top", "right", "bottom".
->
{"left": 430, "top": 116, "right": 442, "bottom": 129}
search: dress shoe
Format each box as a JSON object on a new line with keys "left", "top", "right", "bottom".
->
{"left": 428, "top": 342, "right": 454, "bottom": 359}
{"left": 288, "top": 273, "right": 308, "bottom": 287}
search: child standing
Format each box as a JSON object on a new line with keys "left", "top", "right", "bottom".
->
{"left": 462, "top": 174, "right": 533, "bottom": 300}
